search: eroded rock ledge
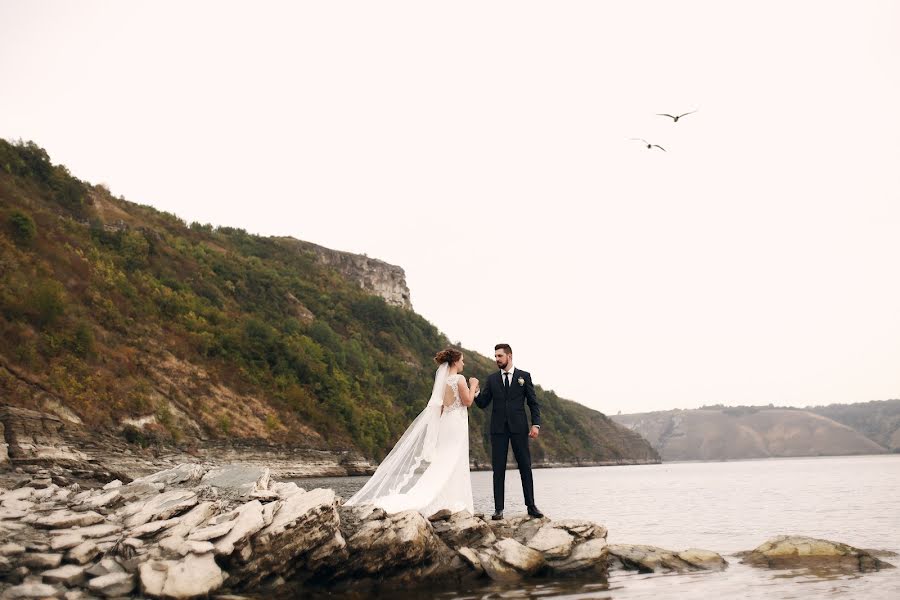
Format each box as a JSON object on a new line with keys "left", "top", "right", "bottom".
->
{"left": 0, "top": 463, "right": 610, "bottom": 599}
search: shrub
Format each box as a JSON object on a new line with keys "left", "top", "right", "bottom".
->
{"left": 8, "top": 211, "right": 36, "bottom": 245}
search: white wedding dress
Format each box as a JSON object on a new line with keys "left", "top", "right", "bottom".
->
{"left": 344, "top": 364, "right": 474, "bottom": 516}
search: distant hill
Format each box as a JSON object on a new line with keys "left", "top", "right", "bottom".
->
{"left": 0, "top": 139, "right": 659, "bottom": 467}
{"left": 807, "top": 400, "right": 900, "bottom": 452}
{"left": 612, "top": 406, "right": 887, "bottom": 461}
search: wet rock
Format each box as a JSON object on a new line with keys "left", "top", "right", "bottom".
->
{"left": 740, "top": 536, "right": 895, "bottom": 572}
{"left": 494, "top": 538, "right": 545, "bottom": 575}
{"left": 551, "top": 538, "right": 608, "bottom": 574}
{"left": 678, "top": 548, "right": 729, "bottom": 571}
{"left": 87, "top": 571, "right": 135, "bottom": 597}
{"left": 609, "top": 544, "right": 726, "bottom": 573}
{"left": 42, "top": 564, "right": 88, "bottom": 586}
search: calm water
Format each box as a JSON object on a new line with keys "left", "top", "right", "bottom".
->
{"left": 295, "top": 455, "right": 900, "bottom": 599}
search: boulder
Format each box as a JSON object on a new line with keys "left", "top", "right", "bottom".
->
{"left": 550, "top": 538, "right": 608, "bottom": 575}
{"left": 139, "top": 553, "right": 225, "bottom": 599}
{"left": 609, "top": 544, "right": 726, "bottom": 573}
{"left": 234, "top": 488, "right": 341, "bottom": 587}
{"left": 431, "top": 511, "right": 495, "bottom": 549}
{"left": 526, "top": 525, "right": 575, "bottom": 559}
{"left": 340, "top": 510, "right": 444, "bottom": 578}
{"left": 494, "top": 538, "right": 545, "bottom": 575}
{"left": 740, "top": 536, "right": 895, "bottom": 572}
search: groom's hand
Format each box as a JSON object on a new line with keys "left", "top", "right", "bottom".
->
{"left": 529, "top": 425, "right": 540, "bottom": 439}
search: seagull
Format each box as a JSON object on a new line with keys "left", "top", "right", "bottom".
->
{"left": 657, "top": 110, "right": 697, "bottom": 122}
{"left": 630, "top": 138, "right": 666, "bottom": 152}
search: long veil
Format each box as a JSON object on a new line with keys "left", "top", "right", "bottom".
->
{"left": 344, "top": 363, "right": 449, "bottom": 506}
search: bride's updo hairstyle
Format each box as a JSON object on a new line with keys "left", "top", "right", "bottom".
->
{"left": 434, "top": 347, "right": 462, "bottom": 366}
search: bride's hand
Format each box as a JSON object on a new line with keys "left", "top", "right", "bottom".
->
{"left": 468, "top": 377, "right": 479, "bottom": 389}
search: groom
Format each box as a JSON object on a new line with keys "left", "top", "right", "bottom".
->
{"left": 475, "top": 343, "right": 543, "bottom": 520}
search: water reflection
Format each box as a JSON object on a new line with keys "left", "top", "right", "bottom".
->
{"left": 286, "top": 456, "right": 900, "bottom": 599}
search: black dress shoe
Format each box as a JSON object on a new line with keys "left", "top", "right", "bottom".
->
{"left": 527, "top": 506, "right": 544, "bottom": 518}
{"left": 491, "top": 511, "right": 503, "bottom": 520}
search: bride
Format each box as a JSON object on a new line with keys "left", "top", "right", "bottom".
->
{"left": 344, "top": 348, "right": 479, "bottom": 516}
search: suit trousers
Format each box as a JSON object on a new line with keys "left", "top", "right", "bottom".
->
{"left": 491, "top": 421, "right": 535, "bottom": 511}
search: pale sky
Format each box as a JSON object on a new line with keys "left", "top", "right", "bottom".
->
{"left": 2, "top": 1, "right": 898, "bottom": 414}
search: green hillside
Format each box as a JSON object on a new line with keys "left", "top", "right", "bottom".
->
{"left": 0, "top": 139, "right": 659, "bottom": 465}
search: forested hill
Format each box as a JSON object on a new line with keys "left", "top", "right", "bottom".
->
{"left": 0, "top": 139, "right": 659, "bottom": 466}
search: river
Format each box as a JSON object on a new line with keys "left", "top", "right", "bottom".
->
{"left": 294, "top": 454, "right": 900, "bottom": 599}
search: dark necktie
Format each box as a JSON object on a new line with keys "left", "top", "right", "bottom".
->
{"left": 504, "top": 372, "right": 510, "bottom": 390}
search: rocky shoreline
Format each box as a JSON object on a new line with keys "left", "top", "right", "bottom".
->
{"left": 0, "top": 407, "right": 658, "bottom": 482}
{"left": 1, "top": 457, "right": 894, "bottom": 599}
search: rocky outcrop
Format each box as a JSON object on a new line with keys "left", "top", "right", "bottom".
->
{"left": 279, "top": 238, "right": 412, "bottom": 309}
{"left": 0, "top": 407, "right": 86, "bottom": 463}
{"left": 0, "top": 462, "right": 612, "bottom": 599}
{"left": 739, "top": 536, "right": 895, "bottom": 572}
{"left": 608, "top": 544, "right": 727, "bottom": 572}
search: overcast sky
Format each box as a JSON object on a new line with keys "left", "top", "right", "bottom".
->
{"left": 2, "top": 1, "right": 898, "bottom": 414}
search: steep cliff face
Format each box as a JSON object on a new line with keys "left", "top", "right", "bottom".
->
{"left": 278, "top": 238, "right": 412, "bottom": 309}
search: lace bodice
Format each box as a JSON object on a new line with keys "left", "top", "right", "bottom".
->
{"left": 444, "top": 374, "right": 466, "bottom": 414}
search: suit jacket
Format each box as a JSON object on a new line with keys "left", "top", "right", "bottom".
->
{"left": 475, "top": 368, "right": 541, "bottom": 434}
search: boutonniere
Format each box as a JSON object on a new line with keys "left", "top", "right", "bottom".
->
{"left": 517, "top": 377, "right": 525, "bottom": 386}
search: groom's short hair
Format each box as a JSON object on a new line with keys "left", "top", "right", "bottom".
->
{"left": 495, "top": 343, "right": 512, "bottom": 355}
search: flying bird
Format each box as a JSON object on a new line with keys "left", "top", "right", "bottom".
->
{"left": 630, "top": 138, "right": 666, "bottom": 152}
{"left": 657, "top": 110, "right": 697, "bottom": 122}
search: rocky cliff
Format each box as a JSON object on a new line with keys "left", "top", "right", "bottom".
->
{"left": 612, "top": 407, "right": 887, "bottom": 461}
{"left": 278, "top": 238, "right": 412, "bottom": 309}
{"left": 0, "top": 138, "right": 658, "bottom": 469}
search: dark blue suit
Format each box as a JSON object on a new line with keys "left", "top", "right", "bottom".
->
{"left": 475, "top": 368, "right": 541, "bottom": 511}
